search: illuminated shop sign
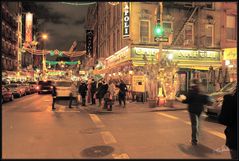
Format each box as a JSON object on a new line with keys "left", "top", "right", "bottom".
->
{"left": 223, "top": 48, "right": 237, "bottom": 60}
{"left": 106, "top": 46, "right": 130, "bottom": 67}
{"left": 122, "top": 2, "right": 130, "bottom": 38}
{"left": 132, "top": 47, "right": 221, "bottom": 61}
{"left": 25, "top": 12, "right": 33, "bottom": 42}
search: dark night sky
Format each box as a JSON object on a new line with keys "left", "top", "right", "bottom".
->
{"left": 34, "top": 2, "right": 91, "bottom": 52}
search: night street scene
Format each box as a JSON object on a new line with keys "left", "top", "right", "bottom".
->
{"left": 1, "top": 1, "right": 238, "bottom": 159}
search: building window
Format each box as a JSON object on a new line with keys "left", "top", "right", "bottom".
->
{"left": 184, "top": 23, "right": 194, "bottom": 46}
{"left": 205, "top": 24, "right": 214, "bottom": 47}
{"left": 163, "top": 21, "right": 173, "bottom": 36}
{"left": 204, "top": 2, "right": 214, "bottom": 9}
{"left": 226, "top": 15, "right": 236, "bottom": 40}
{"left": 140, "top": 20, "right": 150, "bottom": 43}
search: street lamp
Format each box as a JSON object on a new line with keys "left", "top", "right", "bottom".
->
{"left": 41, "top": 33, "right": 48, "bottom": 78}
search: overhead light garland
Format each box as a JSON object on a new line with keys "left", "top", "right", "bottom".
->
{"left": 60, "top": 2, "right": 96, "bottom": 6}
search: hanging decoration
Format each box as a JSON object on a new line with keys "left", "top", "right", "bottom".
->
{"left": 46, "top": 61, "right": 79, "bottom": 65}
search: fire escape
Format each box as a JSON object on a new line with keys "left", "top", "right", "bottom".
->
{"left": 171, "top": 6, "right": 199, "bottom": 47}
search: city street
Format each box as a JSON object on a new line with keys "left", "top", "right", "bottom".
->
{"left": 2, "top": 94, "right": 231, "bottom": 159}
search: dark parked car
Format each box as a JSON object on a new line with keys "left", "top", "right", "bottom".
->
{"left": 204, "top": 81, "right": 237, "bottom": 117}
{"left": 37, "top": 80, "right": 53, "bottom": 94}
{"left": 1, "top": 86, "right": 14, "bottom": 104}
{"left": 22, "top": 83, "right": 32, "bottom": 95}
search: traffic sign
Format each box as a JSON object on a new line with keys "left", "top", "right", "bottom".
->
{"left": 154, "top": 36, "right": 169, "bottom": 42}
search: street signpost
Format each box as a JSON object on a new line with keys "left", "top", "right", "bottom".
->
{"left": 154, "top": 36, "right": 169, "bottom": 42}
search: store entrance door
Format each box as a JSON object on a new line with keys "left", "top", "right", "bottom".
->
{"left": 176, "top": 71, "right": 190, "bottom": 96}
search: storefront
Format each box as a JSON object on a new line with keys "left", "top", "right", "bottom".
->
{"left": 95, "top": 45, "right": 222, "bottom": 98}
{"left": 223, "top": 48, "right": 237, "bottom": 82}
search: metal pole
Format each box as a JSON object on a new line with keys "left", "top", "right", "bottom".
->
{"left": 42, "top": 41, "right": 46, "bottom": 77}
{"left": 159, "top": 2, "right": 163, "bottom": 61}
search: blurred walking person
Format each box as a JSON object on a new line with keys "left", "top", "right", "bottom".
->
{"left": 96, "top": 81, "right": 108, "bottom": 108}
{"left": 182, "top": 79, "right": 212, "bottom": 145}
{"left": 116, "top": 80, "right": 128, "bottom": 107}
{"left": 91, "top": 79, "right": 97, "bottom": 105}
{"left": 218, "top": 89, "right": 237, "bottom": 159}
{"left": 78, "top": 80, "right": 88, "bottom": 106}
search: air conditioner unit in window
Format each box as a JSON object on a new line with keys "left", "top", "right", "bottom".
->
{"left": 184, "top": 39, "right": 192, "bottom": 45}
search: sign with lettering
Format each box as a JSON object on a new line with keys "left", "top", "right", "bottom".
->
{"left": 223, "top": 48, "right": 237, "bottom": 60}
{"left": 131, "top": 47, "right": 221, "bottom": 61}
{"left": 86, "top": 30, "right": 94, "bottom": 56}
{"left": 106, "top": 47, "right": 130, "bottom": 67}
{"left": 122, "top": 2, "right": 130, "bottom": 38}
{"left": 132, "top": 75, "right": 145, "bottom": 92}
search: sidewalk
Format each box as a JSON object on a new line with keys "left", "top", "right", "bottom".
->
{"left": 80, "top": 100, "right": 187, "bottom": 113}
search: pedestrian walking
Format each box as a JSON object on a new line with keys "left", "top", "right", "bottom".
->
{"left": 91, "top": 79, "right": 97, "bottom": 105}
{"left": 87, "top": 79, "right": 91, "bottom": 104}
{"left": 104, "top": 90, "right": 113, "bottom": 111}
{"left": 96, "top": 81, "right": 108, "bottom": 108}
{"left": 78, "top": 80, "right": 88, "bottom": 106}
{"left": 69, "top": 81, "right": 78, "bottom": 108}
{"left": 182, "top": 79, "right": 212, "bottom": 145}
{"left": 218, "top": 89, "right": 237, "bottom": 159}
{"left": 116, "top": 80, "right": 128, "bottom": 107}
{"left": 52, "top": 84, "right": 57, "bottom": 110}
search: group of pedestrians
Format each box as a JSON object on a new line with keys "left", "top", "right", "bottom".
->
{"left": 77, "top": 78, "right": 128, "bottom": 111}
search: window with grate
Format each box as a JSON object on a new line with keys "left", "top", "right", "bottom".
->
{"left": 204, "top": 2, "right": 214, "bottom": 9}
{"left": 226, "top": 15, "right": 236, "bottom": 40}
{"left": 140, "top": 20, "right": 150, "bottom": 43}
{"left": 205, "top": 24, "right": 214, "bottom": 47}
{"left": 163, "top": 21, "right": 173, "bottom": 35}
{"left": 184, "top": 23, "right": 194, "bottom": 46}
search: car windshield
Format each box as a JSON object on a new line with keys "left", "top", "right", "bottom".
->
{"left": 28, "top": 82, "right": 36, "bottom": 84}
{"left": 7, "top": 84, "right": 18, "bottom": 88}
{"left": 56, "top": 82, "right": 72, "bottom": 87}
{"left": 38, "top": 81, "right": 52, "bottom": 86}
{"left": 219, "top": 82, "right": 237, "bottom": 92}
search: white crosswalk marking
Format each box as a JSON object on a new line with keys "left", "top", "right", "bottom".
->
{"left": 100, "top": 131, "right": 117, "bottom": 144}
{"left": 112, "top": 153, "right": 130, "bottom": 159}
{"left": 89, "top": 114, "right": 105, "bottom": 128}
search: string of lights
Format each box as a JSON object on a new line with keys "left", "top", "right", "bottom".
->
{"left": 60, "top": 2, "right": 96, "bottom": 6}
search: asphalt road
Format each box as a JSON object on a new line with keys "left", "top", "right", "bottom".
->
{"left": 2, "top": 93, "right": 231, "bottom": 159}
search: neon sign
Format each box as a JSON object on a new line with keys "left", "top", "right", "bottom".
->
{"left": 122, "top": 2, "right": 130, "bottom": 38}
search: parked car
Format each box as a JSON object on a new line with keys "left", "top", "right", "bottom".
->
{"left": 6, "top": 83, "right": 26, "bottom": 98}
{"left": 54, "top": 80, "right": 77, "bottom": 100}
{"left": 28, "top": 81, "right": 38, "bottom": 93}
{"left": 1, "top": 86, "right": 14, "bottom": 104}
{"left": 22, "top": 83, "right": 32, "bottom": 95}
{"left": 37, "top": 80, "right": 53, "bottom": 94}
{"left": 204, "top": 81, "right": 237, "bottom": 117}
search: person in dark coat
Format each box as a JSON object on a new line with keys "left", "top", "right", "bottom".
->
{"left": 218, "top": 89, "right": 237, "bottom": 159}
{"left": 182, "top": 79, "right": 212, "bottom": 145}
{"left": 96, "top": 81, "right": 108, "bottom": 107}
{"left": 78, "top": 80, "right": 88, "bottom": 106}
{"left": 90, "top": 79, "right": 97, "bottom": 105}
{"left": 116, "top": 80, "right": 128, "bottom": 107}
{"left": 52, "top": 85, "right": 57, "bottom": 110}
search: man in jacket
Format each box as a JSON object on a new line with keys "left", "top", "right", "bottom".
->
{"left": 218, "top": 90, "right": 237, "bottom": 159}
{"left": 90, "top": 79, "right": 97, "bottom": 105}
{"left": 52, "top": 85, "right": 57, "bottom": 110}
{"left": 96, "top": 81, "right": 108, "bottom": 107}
{"left": 116, "top": 80, "right": 128, "bottom": 107}
{"left": 78, "top": 80, "right": 88, "bottom": 106}
{"left": 182, "top": 79, "right": 211, "bottom": 145}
